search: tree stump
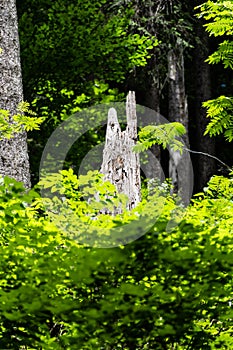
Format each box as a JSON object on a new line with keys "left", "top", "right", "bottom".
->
{"left": 100, "top": 91, "right": 141, "bottom": 212}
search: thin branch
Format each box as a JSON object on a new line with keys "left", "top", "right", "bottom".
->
{"left": 184, "top": 148, "right": 231, "bottom": 170}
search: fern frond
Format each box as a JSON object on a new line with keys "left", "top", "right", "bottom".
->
{"left": 197, "top": 1, "right": 233, "bottom": 36}
{"left": 204, "top": 20, "right": 233, "bottom": 36}
{"left": 197, "top": 1, "right": 233, "bottom": 143}
{"left": 134, "top": 122, "right": 186, "bottom": 153}
{"left": 207, "top": 40, "right": 233, "bottom": 69}
{"left": 203, "top": 96, "right": 233, "bottom": 141}
{"left": 204, "top": 175, "right": 233, "bottom": 199}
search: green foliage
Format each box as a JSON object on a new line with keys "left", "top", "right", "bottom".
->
{"left": 202, "top": 173, "right": 233, "bottom": 199}
{"left": 0, "top": 175, "right": 124, "bottom": 348}
{"left": 17, "top": 0, "right": 158, "bottom": 182}
{"left": 32, "top": 80, "right": 125, "bottom": 124}
{"left": 38, "top": 169, "right": 133, "bottom": 228}
{"left": 0, "top": 102, "right": 44, "bottom": 139}
{"left": 207, "top": 40, "right": 233, "bottom": 69}
{"left": 198, "top": 1, "right": 233, "bottom": 37}
{"left": 38, "top": 168, "right": 170, "bottom": 247}
{"left": 203, "top": 96, "right": 233, "bottom": 141}
{"left": 197, "top": 0, "right": 233, "bottom": 141}
{"left": 18, "top": 0, "right": 157, "bottom": 107}
{"left": 134, "top": 122, "right": 186, "bottom": 153}
{"left": 1, "top": 170, "right": 233, "bottom": 348}
{"left": 1, "top": 1, "right": 232, "bottom": 348}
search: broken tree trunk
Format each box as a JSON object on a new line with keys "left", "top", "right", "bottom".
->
{"left": 100, "top": 91, "right": 141, "bottom": 212}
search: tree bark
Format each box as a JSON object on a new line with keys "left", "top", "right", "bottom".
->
{"left": 193, "top": 20, "right": 216, "bottom": 191}
{"left": 0, "top": 0, "right": 31, "bottom": 188}
{"left": 100, "top": 91, "right": 141, "bottom": 212}
{"left": 141, "top": 55, "right": 162, "bottom": 181}
{"left": 168, "top": 47, "right": 191, "bottom": 199}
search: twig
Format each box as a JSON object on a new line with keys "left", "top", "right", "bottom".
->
{"left": 184, "top": 148, "right": 231, "bottom": 170}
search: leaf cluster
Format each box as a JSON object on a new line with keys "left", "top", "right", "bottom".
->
{"left": 0, "top": 102, "right": 44, "bottom": 140}
{"left": 203, "top": 96, "right": 233, "bottom": 141}
{"left": 134, "top": 122, "right": 186, "bottom": 153}
{"left": 198, "top": 1, "right": 233, "bottom": 37}
{"left": 197, "top": 0, "right": 233, "bottom": 141}
{"left": 18, "top": 0, "right": 157, "bottom": 94}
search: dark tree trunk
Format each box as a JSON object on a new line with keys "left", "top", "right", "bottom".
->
{"left": 139, "top": 56, "right": 161, "bottom": 181}
{"left": 0, "top": 0, "right": 31, "bottom": 188}
{"left": 193, "top": 20, "right": 216, "bottom": 191}
{"left": 168, "top": 46, "right": 190, "bottom": 196}
{"left": 168, "top": 48, "right": 189, "bottom": 140}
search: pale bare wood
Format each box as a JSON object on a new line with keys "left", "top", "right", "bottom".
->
{"left": 100, "top": 91, "right": 141, "bottom": 212}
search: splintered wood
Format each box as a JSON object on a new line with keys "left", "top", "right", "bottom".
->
{"left": 100, "top": 91, "right": 141, "bottom": 212}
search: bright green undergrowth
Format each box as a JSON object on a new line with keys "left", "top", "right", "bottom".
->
{"left": 0, "top": 169, "right": 233, "bottom": 349}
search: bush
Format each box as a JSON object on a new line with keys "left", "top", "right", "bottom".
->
{"left": 0, "top": 173, "right": 233, "bottom": 349}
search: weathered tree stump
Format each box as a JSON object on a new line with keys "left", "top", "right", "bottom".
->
{"left": 100, "top": 91, "right": 141, "bottom": 212}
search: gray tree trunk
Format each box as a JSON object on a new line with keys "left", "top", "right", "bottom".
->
{"left": 168, "top": 47, "right": 190, "bottom": 196}
{"left": 142, "top": 55, "right": 161, "bottom": 182}
{"left": 0, "top": 0, "right": 31, "bottom": 188}
{"left": 100, "top": 91, "right": 141, "bottom": 212}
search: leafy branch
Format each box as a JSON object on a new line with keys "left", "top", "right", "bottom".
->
{"left": 133, "top": 122, "right": 186, "bottom": 153}
{"left": 203, "top": 96, "right": 233, "bottom": 141}
{"left": 0, "top": 101, "right": 44, "bottom": 140}
{"left": 196, "top": 1, "right": 233, "bottom": 142}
